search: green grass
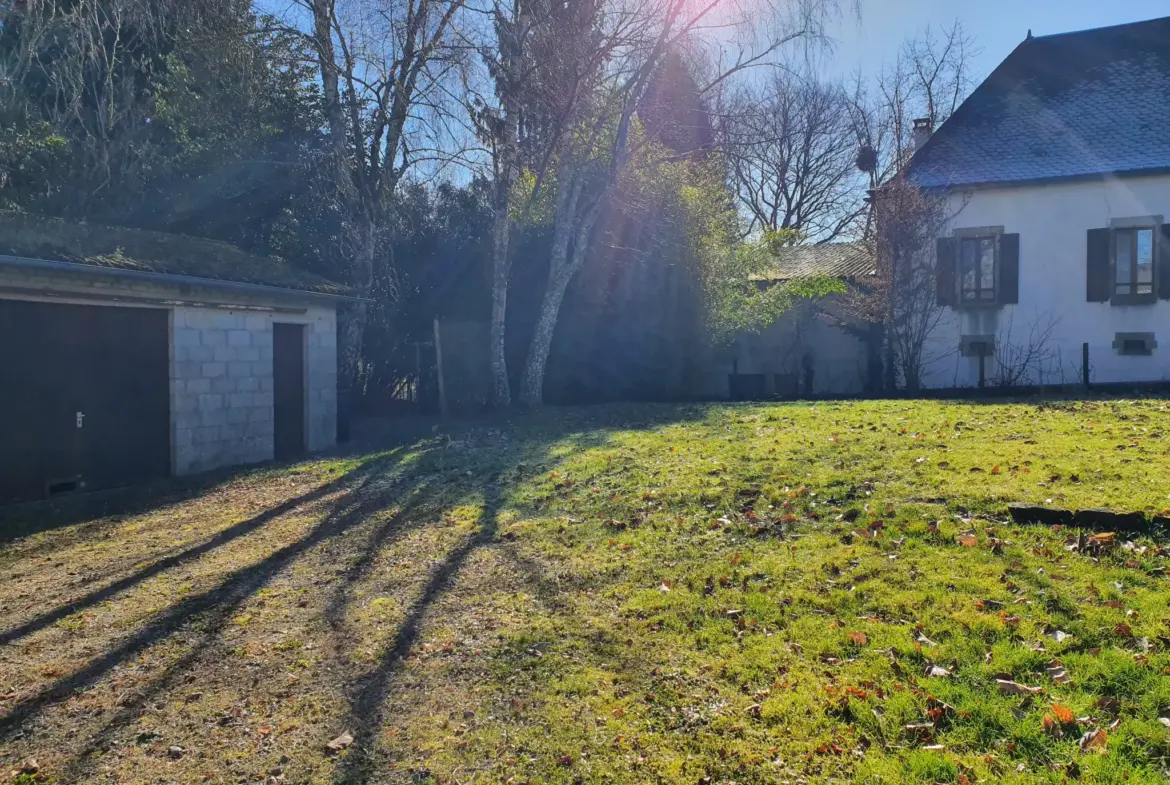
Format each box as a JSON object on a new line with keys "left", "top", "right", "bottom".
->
{"left": 2, "top": 398, "right": 1170, "bottom": 784}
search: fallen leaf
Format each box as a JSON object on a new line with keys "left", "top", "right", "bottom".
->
{"left": 924, "top": 663, "right": 953, "bottom": 678}
{"left": 957, "top": 534, "right": 978, "bottom": 547}
{"left": 1079, "top": 728, "right": 1107, "bottom": 753}
{"left": 1046, "top": 659, "right": 1072, "bottom": 685}
{"left": 326, "top": 732, "right": 354, "bottom": 755}
{"left": 847, "top": 632, "right": 868, "bottom": 646}
{"left": 996, "top": 679, "right": 1043, "bottom": 696}
{"left": 913, "top": 629, "right": 938, "bottom": 647}
{"left": 1052, "top": 703, "right": 1074, "bottom": 724}
{"left": 1048, "top": 629, "right": 1071, "bottom": 643}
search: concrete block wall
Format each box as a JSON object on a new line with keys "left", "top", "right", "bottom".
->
{"left": 171, "top": 305, "right": 338, "bottom": 474}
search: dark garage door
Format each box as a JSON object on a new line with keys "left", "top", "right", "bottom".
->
{"left": 0, "top": 299, "right": 171, "bottom": 504}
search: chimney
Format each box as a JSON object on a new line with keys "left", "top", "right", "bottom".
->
{"left": 912, "top": 117, "right": 934, "bottom": 151}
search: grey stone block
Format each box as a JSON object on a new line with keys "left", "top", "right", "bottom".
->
{"left": 203, "top": 330, "right": 227, "bottom": 348}
{"left": 186, "top": 345, "right": 214, "bottom": 363}
{"left": 227, "top": 407, "right": 250, "bottom": 424}
{"left": 250, "top": 361, "right": 271, "bottom": 376}
{"left": 246, "top": 420, "right": 275, "bottom": 438}
{"left": 228, "top": 361, "right": 252, "bottom": 378}
{"left": 174, "top": 428, "right": 193, "bottom": 447}
{"left": 228, "top": 392, "right": 251, "bottom": 408}
{"left": 200, "top": 408, "right": 228, "bottom": 427}
{"left": 237, "top": 346, "right": 261, "bottom": 362}
{"left": 245, "top": 315, "right": 269, "bottom": 331}
{"left": 201, "top": 362, "right": 226, "bottom": 378}
{"left": 213, "top": 346, "right": 235, "bottom": 362}
{"left": 228, "top": 330, "right": 252, "bottom": 348}
{"left": 174, "top": 328, "right": 201, "bottom": 347}
{"left": 249, "top": 406, "right": 272, "bottom": 422}
{"left": 237, "top": 377, "right": 260, "bottom": 392}
{"left": 211, "top": 377, "right": 235, "bottom": 394}
{"left": 193, "top": 425, "right": 220, "bottom": 445}
{"left": 197, "top": 393, "right": 224, "bottom": 410}
{"left": 173, "top": 361, "right": 202, "bottom": 380}
{"left": 185, "top": 378, "right": 212, "bottom": 395}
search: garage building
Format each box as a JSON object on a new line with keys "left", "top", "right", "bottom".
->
{"left": 0, "top": 214, "right": 353, "bottom": 504}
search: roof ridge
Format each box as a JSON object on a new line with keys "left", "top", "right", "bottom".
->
{"left": 1028, "top": 15, "right": 1170, "bottom": 42}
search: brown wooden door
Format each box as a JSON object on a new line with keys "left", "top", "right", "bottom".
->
{"left": 273, "top": 323, "right": 306, "bottom": 461}
{"left": 0, "top": 299, "right": 170, "bottom": 504}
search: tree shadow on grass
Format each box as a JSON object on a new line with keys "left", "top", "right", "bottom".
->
{"left": 0, "top": 457, "right": 424, "bottom": 744}
{"left": 45, "top": 476, "right": 443, "bottom": 785}
{"left": 5, "top": 403, "right": 712, "bottom": 780}
{"left": 328, "top": 476, "right": 502, "bottom": 785}
{"left": 0, "top": 448, "right": 411, "bottom": 648}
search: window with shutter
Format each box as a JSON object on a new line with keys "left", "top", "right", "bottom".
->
{"left": 936, "top": 237, "right": 956, "bottom": 307}
{"left": 999, "top": 234, "right": 1020, "bottom": 304}
{"left": 1086, "top": 228, "right": 1112, "bottom": 302}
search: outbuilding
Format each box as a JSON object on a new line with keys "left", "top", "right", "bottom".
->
{"left": 0, "top": 213, "right": 354, "bottom": 504}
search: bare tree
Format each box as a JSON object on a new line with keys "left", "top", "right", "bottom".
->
{"left": 827, "top": 177, "right": 951, "bottom": 391}
{"left": 719, "top": 71, "right": 866, "bottom": 241}
{"left": 513, "top": 0, "right": 850, "bottom": 406}
{"left": 835, "top": 21, "right": 978, "bottom": 390}
{"left": 848, "top": 21, "right": 978, "bottom": 191}
{"left": 283, "top": 0, "right": 468, "bottom": 399}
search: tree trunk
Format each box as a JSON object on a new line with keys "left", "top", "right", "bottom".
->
{"left": 518, "top": 264, "right": 574, "bottom": 406}
{"left": 489, "top": 215, "right": 512, "bottom": 406}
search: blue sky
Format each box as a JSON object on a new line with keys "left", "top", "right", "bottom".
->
{"left": 829, "top": 0, "right": 1169, "bottom": 80}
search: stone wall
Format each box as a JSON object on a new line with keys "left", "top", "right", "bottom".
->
{"left": 171, "top": 305, "right": 337, "bottom": 474}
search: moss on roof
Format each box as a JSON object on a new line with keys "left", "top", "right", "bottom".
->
{"left": 0, "top": 212, "right": 351, "bottom": 296}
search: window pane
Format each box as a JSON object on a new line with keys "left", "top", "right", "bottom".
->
{"left": 961, "top": 239, "right": 978, "bottom": 296}
{"left": 980, "top": 238, "right": 995, "bottom": 292}
{"left": 1116, "top": 230, "right": 1132, "bottom": 285}
{"left": 1117, "top": 284, "right": 1131, "bottom": 295}
{"left": 1137, "top": 229, "right": 1153, "bottom": 286}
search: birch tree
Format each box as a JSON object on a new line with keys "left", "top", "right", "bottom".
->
{"left": 514, "top": 0, "right": 848, "bottom": 406}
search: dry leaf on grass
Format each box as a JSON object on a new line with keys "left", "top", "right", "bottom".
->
{"left": 924, "top": 663, "right": 953, "bottom": 678}
{"left": 1046, "top": 659, "right": 1072, "bottom": 684}
{"left": 996, "top": 679, "right": 1043, "bottom": 696}
{"left": 847, "top": 631, "right": 868, "bottom": 646}
{"left": 326, "top": 731, "right": 354, "bottom": 755}
{"left": 1079, "top": 728, "right": 1108, "bottom": 753}
{"left": 956, "top": 534, "right": 978, "bottom": 547}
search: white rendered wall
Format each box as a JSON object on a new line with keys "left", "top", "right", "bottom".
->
{"left": 923, "top": 174, "right": 1170, "bottom": 388}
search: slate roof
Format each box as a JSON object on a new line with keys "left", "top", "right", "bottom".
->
{"left": 906, "top": 16, "right": 1170, "bottom": 189}
{"left": 0, "top": 212, "right": 352, "bottom": 296}
{"left": 755, "top": 242, "right": 874, "bottom": 281}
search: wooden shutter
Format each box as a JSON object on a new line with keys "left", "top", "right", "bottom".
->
{"left": 936, "top": 237, "right": 957, "bottom": 307}
{"left": 1159, "top": 224, "right": 1170, "bottom": 300}
{"left": 999, "top": 233, "right": 1020, "bottom": 304}
{"left": 1086, "top": 228, "right": 1112, "bottom": 302}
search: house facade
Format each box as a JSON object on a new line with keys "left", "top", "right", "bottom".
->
{"left": 908, "top": 17, "right": 1170, "bottom": 389}
{"left": 717, "top": 243, "right": 872, "bottom": 399}
{"left": 0, "top": 214, "right": 349, "bottom": 504}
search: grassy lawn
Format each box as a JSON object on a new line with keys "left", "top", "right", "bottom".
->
{"left": 3, "top": 398, "right": 1170, "bottom": 784}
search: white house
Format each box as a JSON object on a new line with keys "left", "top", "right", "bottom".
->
{"left": 906, "top": 16, "right": 1170, "bottom": 389}
{"left": 0, "top": 213, "right": 352, "bottom": 504}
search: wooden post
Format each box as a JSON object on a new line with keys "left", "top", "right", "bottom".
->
{"left": 1082, "top": 342, "right": 1090, "bottom": 389}
{"left": 433, "top": 318, "right": 448, "bottom": 417}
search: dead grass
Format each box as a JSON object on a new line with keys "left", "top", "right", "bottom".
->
{"left": 2, "top": 399, "right": 1170, "bottom": 784}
